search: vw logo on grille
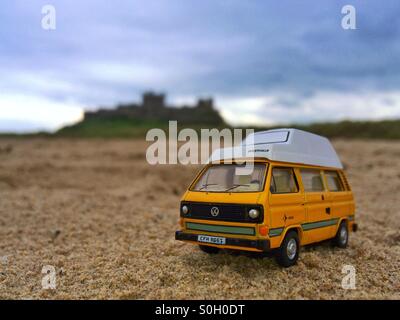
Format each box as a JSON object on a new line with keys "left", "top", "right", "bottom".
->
{"left": 210, "top": 207, "right": 219, "bottom": 217}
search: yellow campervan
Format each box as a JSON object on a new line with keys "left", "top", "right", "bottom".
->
{"left": 175, "top": 128, "right": 357, "bottom": 267}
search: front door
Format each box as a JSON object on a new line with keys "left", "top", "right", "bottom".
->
{"left": 268, "top": 167, "right": 306, "bottom": 246}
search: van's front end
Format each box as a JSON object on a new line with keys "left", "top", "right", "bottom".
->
{"left": 175, "top": 161, "right": 271, "bottom": 253}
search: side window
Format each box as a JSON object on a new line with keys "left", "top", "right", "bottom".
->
{"left": 325, "top": 171, "right": 344, "bottom": 192}
{"left": 270, "top": 167, "right": 298, "bottom": 194}
{"left": 300, "top": 169, "right": 324, "bottom": 192}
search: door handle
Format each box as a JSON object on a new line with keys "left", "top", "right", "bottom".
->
{"left": 326, "top": 207, "right": 331, "bottom": 214}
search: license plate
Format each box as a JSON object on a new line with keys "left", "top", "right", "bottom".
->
{"left": 197, "top": 235, "right": 226, "bottom": 245}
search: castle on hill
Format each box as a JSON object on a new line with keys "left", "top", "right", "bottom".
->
{"left": 84, "top": 92, "right": 225, "bottom": 125}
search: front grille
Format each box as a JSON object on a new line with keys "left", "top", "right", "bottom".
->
{"left": 186, "top": 222, "right": 255, "bottom": 236}
{"left": 181, "top": 202, "right": 263, "bottom": 223}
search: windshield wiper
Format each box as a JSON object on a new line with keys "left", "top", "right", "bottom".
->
{"left": 224, "top": 184, "right": 250, "bottom": 192}
{"left": 198, "top": 183, "right": 218, "bottom": 191}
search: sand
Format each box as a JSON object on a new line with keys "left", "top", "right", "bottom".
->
{"left": 0, "top": 138, "right": 399, "bottom": 299}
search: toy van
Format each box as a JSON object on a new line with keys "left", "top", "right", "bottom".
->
{"left": 175, "top": 128, "right": 357, "bottom": 267}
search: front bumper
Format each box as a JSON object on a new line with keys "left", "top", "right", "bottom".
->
{"left": 175, "top": 231, "right": 270, "bottom": 252}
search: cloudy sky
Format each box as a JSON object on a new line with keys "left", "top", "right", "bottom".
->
{"left": 1, "top": 0, "right": 400, "bottom": 132}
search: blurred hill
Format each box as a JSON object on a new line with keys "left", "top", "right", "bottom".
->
{"left": 246, "top": 119, "right": 400, "bottom": 140}
{"left": 56, "top": 117, "right": 400, "bottom": 140}
{"left": 1, "top": 92, "right": 400, "bottom": 139}
{"left": 56, "top": 91, "right": 226, "bottom": 137}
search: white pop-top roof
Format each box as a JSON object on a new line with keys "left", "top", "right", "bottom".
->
{"left": 209, "top": 128, "right": 343, "bottom": 169}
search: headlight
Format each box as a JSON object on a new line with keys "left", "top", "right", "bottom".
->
{"left": 248, "top": 208, "right": 259, "bottom": 219}
{"left": 181, "top": 205, "right": 189, "bottom": 214}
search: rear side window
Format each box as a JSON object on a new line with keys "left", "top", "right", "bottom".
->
{"left": 270, "top": 167, "right": 298, "bottom": 194}
{"left": 300, "top": 169, "right": 324, "bottom": 192}
{"left": 325, "top": 171, "right": 344, "bottom": 192}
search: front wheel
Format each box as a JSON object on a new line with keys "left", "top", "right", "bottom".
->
{"left": 275, "top": 231, "right": 300, "bottom": 267}
{"left": 333, "top": 221, "right": 349, "bottom": 248}
{"left": 199, "top": 245, "right": 220, "bottom": 254}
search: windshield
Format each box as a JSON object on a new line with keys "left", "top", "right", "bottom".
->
{"left": 192, "top": 163, "right": 267, "bottom": 193}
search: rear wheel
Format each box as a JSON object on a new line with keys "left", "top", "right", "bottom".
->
{"left": 275, "top": 230, "right": 300, "bottom": 267}
{"left": 333, "top": 221, "right": 349, "bottom": 248}
{"left": 199, "top": 245, "right": 220, "bottom": 254}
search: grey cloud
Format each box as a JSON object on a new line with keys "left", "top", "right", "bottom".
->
{"left": 1, "top": 0, "right": 400, "bottom": 124}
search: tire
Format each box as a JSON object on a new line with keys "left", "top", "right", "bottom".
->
{"left": 199, "top": 245, "right": 220, "bottom": 254}
{"left": 275, "top": 230, "right": 300, "bottom": 268}
{"left": 333, "top": 221, "right": 349, "bottom": 248}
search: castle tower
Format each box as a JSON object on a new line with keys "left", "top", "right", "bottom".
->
{"left": 142, "top": 92, "right": 165, "bottom": 114}
{"left": 196, "top": 98, "right": 214, "bottom": 109}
